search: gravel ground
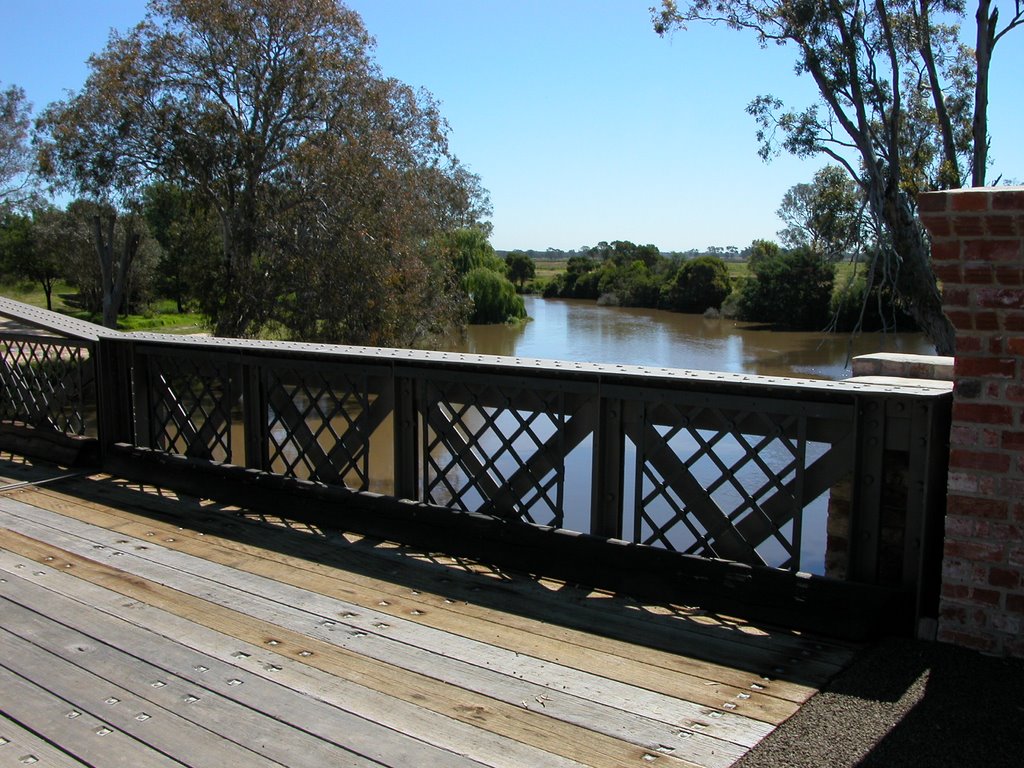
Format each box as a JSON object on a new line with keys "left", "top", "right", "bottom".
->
{"left": 737, "top": 637, "right": 1024, "bottom": 768}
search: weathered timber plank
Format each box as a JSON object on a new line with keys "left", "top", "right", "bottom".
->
{"left": 0, "top": 538, "right": 719, "bottom": 768}
{"left": 0, "top": 657, "right": 195, "bottom": 768}
{"left": 0, "top": 593, "right": 482, "bottom": 768}
{"left": 101, "top": 444, "right": 908, "bottom": 640}
{"left": 22, "top": 471, "right": 857, "bottom": 683}
{"left": 16, "top": 484, "right": 804, "bottom": 722}
{"left": 0, "top": 712, "right": 89, "bottom": 768}
{"left": 0, "top": 500, "right": 774, "bottom": 750}
{"left": 0, "top": 425, "right": 98, "bottom": 468}
{"left": 0, "top": 568, "right": 585, "bottom": 768}
{"left": 0, "top": 627, "right": 293, "bottom": 768}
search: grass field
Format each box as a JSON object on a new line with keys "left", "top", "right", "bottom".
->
{"left": 533, "top": 259, "right": 567, "bottom": 281}
{"left": 1, "top": 280, "right": 207, "bottom": 335}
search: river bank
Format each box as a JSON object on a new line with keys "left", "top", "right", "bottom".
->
{"left": 437, "top": 296, "right": 935, "bottom": 380}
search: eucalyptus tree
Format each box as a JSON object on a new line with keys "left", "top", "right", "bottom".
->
{"left": 37, "top": 0, "right": 489, "bottom": 342}
{"left": 777, "top": 164, "right": 868, "bottom": 259}
{"left": 25, "top": 206, "right": 75, "bottom": 312}
{"left": 655, "top": 0, "right": 1022, "bottom": 355}
{"left": 0, "top": 84, "right": 35, "bottom": 209}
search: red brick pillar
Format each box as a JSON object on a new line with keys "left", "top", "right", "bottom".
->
{"left": 918, "top": 187, "right": 1024, "bottom": 657}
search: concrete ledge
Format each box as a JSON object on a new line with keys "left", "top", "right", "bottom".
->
{"left": 845, "top": 375, "right": 953, "bottom": 392}
{"left": 852, "top": 352, "right": 954, "bottom": 381}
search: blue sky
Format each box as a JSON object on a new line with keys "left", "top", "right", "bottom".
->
{"left": 2, "top": 1, "right": 1021, "bottom": 252}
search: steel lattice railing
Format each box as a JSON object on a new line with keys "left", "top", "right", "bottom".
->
{"left": 0, "top": 297, "right": 952, "bottom": 584}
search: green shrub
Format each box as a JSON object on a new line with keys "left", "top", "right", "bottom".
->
{"left": 830, "top": 275, "right": 917, "bottom": 332}
{"left": 664, "top": 256, "right": 732, "bottom": 313}
{"left": 463, "top": 267, "right": 526, "bottom": 324}
{"left": 737, "top": 246, "right": 835, "bottom": 330}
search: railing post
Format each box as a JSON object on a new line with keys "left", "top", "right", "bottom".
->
{"left": 241, "top": 359, "right": 265, "bottom": 470}
{"left": 393, "top": 372, "right": 419, "bottom": 501}
{"left": 590, "top": 394, "right": 625, "bottom": 539}
{"left": 95, "top": 336, "right": 136, "bottom": 459}
{"left": 904, "top": 397, "right": 951, "bottom": 638}
{"left": 848, "top": 395, "right": 885, "bottom": 583}
{"left": 130, "top": 344, "right": 152, "bottom": 450}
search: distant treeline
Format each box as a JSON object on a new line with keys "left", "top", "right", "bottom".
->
{"left": 512, "top": 239, "right": 916, "bottom": 334}
{"left": 497, "top": 245, "right": 749, "bottom": 262}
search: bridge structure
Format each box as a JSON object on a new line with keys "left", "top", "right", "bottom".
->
{"left": 0, "top": 297, "right": 954, "bottom": 641}
{"left": 3, "top": 296, "right": 964, "bottom": 768}
{"left": 2, "top": 186, "right": 1021, "bottom": 768}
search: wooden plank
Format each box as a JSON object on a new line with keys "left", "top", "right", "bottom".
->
{"left": 100, "top": 443, "right": 906, "bottom": 641}
{"left": 21, "top": 472, "right": 857, "bottom": 681}
{"left": 0, "top": 663, "right": 187, "bottom": 768}
{"left": 0, "top": 538, "right": 721, "bottom": 768}
{"left": 0, "top": 569, "right": 584, "bottom": 768}
{"left": 0, "top": 510, "right": 761, "bottom": 760}
{"left": 11, "top": 477, "right": 852, "bottom": 704}
{"left": 1, "top": 626, "right": 296, "bottom": 768}
{"left": 0, "top": 629, "right": 290, "bottom": 768}
{"left": 0, "top": 593, "right": 481, "bottom": 768}
{"left": 0, "top": 499, "right": 775, "bottom": 750}
{"left": 0, "top": 712, "right": 89, "bottom": 768}
{"left": 18, "top": 484, "right": 804, "bottom": 722}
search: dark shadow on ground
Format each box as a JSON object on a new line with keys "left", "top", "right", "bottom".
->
{"left": 738, "top": 636, "right": 1024, "bottom": 767}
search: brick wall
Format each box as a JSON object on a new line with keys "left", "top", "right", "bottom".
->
{"left": 918, "top": 187, "right": 1024, "bottom": 657}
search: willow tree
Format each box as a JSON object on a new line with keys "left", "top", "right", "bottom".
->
{"left": 38, "top": 0, "right": 489, "bottom": 342}
{"left": 655, "top": 0, "right": 1022, "bottom": 355}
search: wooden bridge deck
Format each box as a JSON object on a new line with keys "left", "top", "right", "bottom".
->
{"left": 0, "top": 453, "right": 857, "bottom": 768}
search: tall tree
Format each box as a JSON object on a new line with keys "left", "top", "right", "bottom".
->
{"left": 778, "top": 165, "right": 868, "bottom": 259}
{"left": 972, "top": 0, "right": 1023, "bottom": 185}
{"left": 25, "top": 206, "right": 72, "bottom": 312}
{"left": 142, "top": 182, "right": 220, "bottom": 314}
{"left": 35, "top": 40, "right": 149, "bottom": 329}
{"left": 505, "top": 251, "right": 536, "bottom": 290}
{"left": 59, "top": 199, "right": 149, "bottom": 326}
{"left": 36, "top": 0, "right": 488, "bottom": 342}
{"left": 0, "top": 84, "right": 35, "bottom": 209}
{"left": 655, "top": 0, "right": 1022, "bottom": 355}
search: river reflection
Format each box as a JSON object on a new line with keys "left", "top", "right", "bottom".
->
{"left": 436, "top": 296, "right": 935, "bottom": 379}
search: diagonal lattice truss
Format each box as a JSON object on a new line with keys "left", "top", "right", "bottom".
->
{"left": 0, "top": 338, "right": 95, "bottom": 435}
{"left": 148, "top": 354, "right": 238, "bottom": 462}
{"left": 265, "top": 367, "right": 380, "bottom": 489}
{"left": 632, "top": 398, "right": 841, "bottom": 571}
{"left": 423, "top": 379, "right": 573, "bottom": 526}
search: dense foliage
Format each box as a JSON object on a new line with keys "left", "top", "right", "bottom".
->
{"left": 34, "top": 0, "right": 490, "bottom": 341}
{"left": 504, "top": 251, "right": 535, "bottom": 290}
{"left": 738, "top": 247, "right": 836, "bottom": 330}
{"left": 664, "top": 256, "right": 732, "bottom": 313}
{"left": 655, "top": 0, "right": 1023, "bottom": 354}
{"left": 542, "top": 240, "right": 731, "bottom": 315}
{"left": 429, "top": 228, "right": 526, "bottom": 324}
{"left": 463, "top": 267, "right": 527, "bottom": 324}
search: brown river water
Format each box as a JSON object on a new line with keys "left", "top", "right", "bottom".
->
{"left": 436, "top": 296, "right": 935, "bottom": 379}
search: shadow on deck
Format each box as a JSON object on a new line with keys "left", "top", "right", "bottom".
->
{"left": 1, "top": 452, "right": 857, "bottom": 768}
